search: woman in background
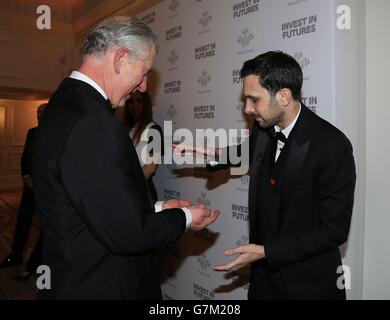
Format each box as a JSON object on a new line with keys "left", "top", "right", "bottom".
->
{"left": 125, "top": 91, "right": 163, "bottom": 201}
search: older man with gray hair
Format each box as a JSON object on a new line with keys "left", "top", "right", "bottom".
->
{"left": 32, "top": 16, "right": 219, "bottom": 300}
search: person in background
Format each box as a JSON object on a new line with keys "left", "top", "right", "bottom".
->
{"left": 0, "top": 103, "right": 46, "bottom": 281}
{"left": 125, "top": 91, "right": 162, "bottom": 201}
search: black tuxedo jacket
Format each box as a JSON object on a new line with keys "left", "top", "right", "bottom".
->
{"left": 21, "top": 127, "right": 37, "bottom": 177}
{"left": 214, "top": 105, "right": 356, "bottom": 299}
{"left": 32, "top": 78, "right": 186, "bottom": 299}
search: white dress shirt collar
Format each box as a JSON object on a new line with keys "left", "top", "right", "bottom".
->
{"left": 69, "top": 71, "right": 108, "bottom": 101}
{"left": 274, "top": 103, "right": 302, "bottom": 138}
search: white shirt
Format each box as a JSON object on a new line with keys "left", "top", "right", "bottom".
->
{"left": 68, "top": 71, "right": 192, "bottom": 228}
{"left": 274, "top": 104, "right": 302, "bottom": 161}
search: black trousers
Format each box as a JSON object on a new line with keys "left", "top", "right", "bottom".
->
{"left": 248, "top": 262, "right": 290, "bottom": 300}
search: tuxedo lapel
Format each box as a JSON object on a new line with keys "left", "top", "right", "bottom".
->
{"left": 277, "top": 106, "right": 312, "bottom": 234}
{"left": 248, "top": 125, "right": 269, "bottom": 242}
{"left": 251, "top": 125, "right": 269, "bottom": 166}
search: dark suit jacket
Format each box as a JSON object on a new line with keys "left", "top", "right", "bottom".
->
{"left": 21, "top": 127, "right": 36, "bottom": 177}
{"left": 213, "top": 105, "right": 356, "bottom": 299}
{"left": 32, "top": 78, "right": 186, "bottom": 300}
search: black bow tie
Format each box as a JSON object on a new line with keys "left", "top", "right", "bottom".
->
{"left": 273, "top": 131, "right": 288, "bottom": 144}
{"left": 267, "top": 127, "right": 288, "bottom": 144}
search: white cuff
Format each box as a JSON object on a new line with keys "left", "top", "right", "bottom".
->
{"left": 155, "top": 201, "right": 192, "bottom": 229}
{"left": 154, "top": 201, "right": 164, "bottom": 213}
{"left": 182, "top": 207, "right": 192, "bottom": 230}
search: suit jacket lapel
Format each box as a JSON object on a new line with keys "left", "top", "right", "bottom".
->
{"left": 250, "top": 124, "right": 269, "bottom": 166}
{"left": 277, "top": 105, "right": 312, "bottom": 234}
{"left": 248, "top": 124, "right": 269, "bottom": 242}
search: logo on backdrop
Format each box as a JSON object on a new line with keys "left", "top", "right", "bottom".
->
{"left": 282, "top": 14, "right": 318, "bottom": 39}
{"left": 301, "top": 96, "right": 318, "bottom": 114}
{"left": 195, "top": 42, "right": 216, "bottom": 60}
{"left": 241, "top": 175, "right": 250, "bottom": 185}
{"left": 197, "top": 192, "right": 211, "bottom": 207}
{"left": 294, "top": 51, "right": 311, "bottom": 81}
{"left": 141, "top": 11, "right": 156, "bottom": 25}
{"left": 238, "top": 28, "right": 254, "bottom": 47}
{"left": 168, "top": 50, "right": 179, "bottom": 71}
{"left": 162, "top": 293, "right": 174, "bottom": 300}
{"left": 199, "top": 11, "right": 212, "bottom": 35}
{"left": 294, "top": 51, "right": 311, "bottom": 69}
{"left": 199, "top": 10, "right": 212, "bottom": 27}
{"left": 164, "top": 80, "right": 182, "bottom": 94}
{"left": 168, "top": 0, "right": 180, "bottom": 18}
{"left": 232, "top": 203, "right": 249, "bottom": 222}
{"left": 197, "top": 71, "right": 212, "bottom": 94}
{"left": 168, "top": 50, "right": 179, "bottom": 65}
{"left": 197, "top": 254, "right": 211, "bottom": 270}
{"left": 236, "top": 235, "right": 249, "bottom": 247}
{"left": 163, "top": 188, "right": 181, "bottom": 200}
{"left": 237, "top": 174, "right": 250, "bottom": 192}
{"left": 235, "top": 102, "right": 248, "bottom": 123}
{"left": 198, "top": 71, "right": 211, "bottom": 88}
{"left": 169, "top": 0, "right": 180, "bottom": 12}
{"left": 237, "top": 29, "right": 254, "bottom": 55}
{"left": 197, "top": 254, "right": 211, "bottom": 278}
{"left": 166, "top": 104, "right": 178, "bottom": 120}
{"left": 232, "top": 69, "right": 243, "bottom": 85}
{"left": 166, "top": 25, "right": 182, "bottom": 41}
{"left": 233, "top": 0, "right": 260, "bottom": 18}
{"left": 193, "top": 283, "right": 215, "bottom": 300}
{"left": 194, "top": 104, "right": 215, "bottom": 120}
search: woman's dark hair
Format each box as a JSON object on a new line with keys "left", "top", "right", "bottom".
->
{"left": 240, "top": 51, "right": 303, "bottom": 101}
{"left": 125, "top": 91, "right": 153, "bottom": 146}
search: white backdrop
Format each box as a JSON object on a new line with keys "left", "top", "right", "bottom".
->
{"left": 138, "top": 0, "right": 339, "bottom": 300}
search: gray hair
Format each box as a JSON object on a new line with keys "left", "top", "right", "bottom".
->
{"left": 82, "top": 16, "right": 159, "bottom": 61}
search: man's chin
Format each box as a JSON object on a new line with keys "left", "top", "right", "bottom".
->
{"left": 255, "top": 118, "right": 267, "bottom": 128}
